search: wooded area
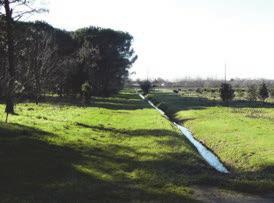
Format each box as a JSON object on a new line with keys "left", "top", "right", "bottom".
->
{"left": 0, "top": 0, "right": 137, "bottom": 112}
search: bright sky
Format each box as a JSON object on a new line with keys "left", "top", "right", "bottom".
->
{"left": 28, "top": 0, "right": 274, "bottom": 80}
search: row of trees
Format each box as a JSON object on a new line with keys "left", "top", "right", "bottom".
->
{"left": 0, "top": 0, "right": 137, "bottom": 119}
{"left": 215, "top": 82, "right": 270, "bottom": 102}
{"left": 0, "top": 21, "right": 137, "bottom": 99}
{"left": 140, "top": 79, "right": 271, "bottom": 103}
{"left": 130, "top": 78, "right": 274, "bottom": 89}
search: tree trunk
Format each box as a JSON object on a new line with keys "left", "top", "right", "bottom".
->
{"left": 34, "top": 36, "right": 40, "bottom": 105}
{"left": 5, "top": 112, "right": 9, "bottom": 123}
{"left": 4, "top": 0, "right": 16, "bottom": 117}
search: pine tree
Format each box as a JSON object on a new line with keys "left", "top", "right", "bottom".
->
{"left": 139, "top": 80, "right": 152, "bottom": 95}
{"left": 247, "top": 85, "right": 257, "bottom": 101}
{"left": 270, "top": 87, "right": 274, "bottom": 99}
{"left": 81, "top": 81, "right": 92, "bottom": 105}
{"left": 259, "top": 82, "right": 269, "bottom": 102}
{"left": 220, "top": 83, "right": 235, "bottom": 102}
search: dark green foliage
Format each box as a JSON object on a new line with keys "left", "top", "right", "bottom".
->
{"left": 236, "top": 88, "right": 245, "bottom": 98}
{"left": 73, "top": 27, "right": 137, "bottom": 96}
{"left": 270, "top": 87, "right": 274, "bottom": 98}
{"left": 0, "top": 20, "right": 137, "bottom": 100}
{"left": 139, "top": 80, "right": 152, "bottom": 95}
{"left": 259, "top": 82, "right": 269, "bottom": 102}
{"left": 173, "top": 89, "right": 179, "bottom": 94}
{"left": 81, "top": 81, "right": 92, "bottom": 105}
{"left": 5, "top": 98, "right": 14, "bottom": 114}
{"left": 247, "top": 85, "right": 257, "bottom": 101}
{"left": 220, "top": 83, "right": 235, "bottom": 102}
{"left": 196, "top": 88, "right": 203, "bottom": 94}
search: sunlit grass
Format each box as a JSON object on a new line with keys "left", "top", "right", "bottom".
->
{"left": 150, "top": 89, "right": 274, "bottom": 193}
{"left": 0, "top": 91, "right": 217, "bottom": 202}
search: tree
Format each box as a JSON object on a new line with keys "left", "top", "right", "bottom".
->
{"left": 247, "top": 85, "right": 257, "bottom": 102}
{"left": 20, "top": 22, "right": 59, "bottom": 104}
{"left": 81, "top": 81, "right": 92, "bottom": 105}
{"left": 258, "top": 82, "right": 269, "bottom": 102}
{"left": 270, "top": 86, "right": 274, "bottom": 99}
{"left": 139, "top": 80, "right": 152, "bottom": 95}
{"left": 220, "top": 83, "right": 235, "bottom": 103}
{"left": 73, "top": 27, "right": 137, "bottom": 96}
{"left": 0, "top": 0, "right": 46, "bottom": 122}
{"left": 2, "top": 0, "right": 16, "bottom": 119}
{"left": 1, "top": 8, "right": 137, "bottom": 105}
{"left": 0, "top": 16, "right": 6, "bottom": 100}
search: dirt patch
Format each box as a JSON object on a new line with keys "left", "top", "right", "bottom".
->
{"left": 192, "top": 186, "right": 274, "bottom": 203}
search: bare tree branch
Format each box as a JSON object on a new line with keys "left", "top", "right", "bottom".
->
{"left": 14, "top": 8, "right": 48, "bottom": 21}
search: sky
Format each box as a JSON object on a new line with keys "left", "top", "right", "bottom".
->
{"left": 26, "top": 0, "right": 274, "bottom": 80}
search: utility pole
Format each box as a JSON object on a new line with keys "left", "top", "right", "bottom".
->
{"left": 224, "top": 63, "right": 227, "bottom": 84}
{"left": 146, "top": 67, "right": 149, "bottom": 81}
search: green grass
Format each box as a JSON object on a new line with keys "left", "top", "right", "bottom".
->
{"left": 150, "top": 89, "right": 274, "bottom": 193}
{"left": 0, "top": 91, "right": 223, "bottom": 202}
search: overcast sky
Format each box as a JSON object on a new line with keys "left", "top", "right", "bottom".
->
{"left": 29, "top": 0, "right": 274, "bottom": 80}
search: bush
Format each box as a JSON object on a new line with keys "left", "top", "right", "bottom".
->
{"left": 81, "top": 81, "right": 92, "bottom": 105}
{"left": 270, "top": 87, "right": 274, "bottom": 98}
{"left": 259, "top": 82, "right": 269, "bottom": 102}
{"left": 247, "top": 85, "right": 257, "bottom": 102}
{"left": 139, "top": 80, "right": 152, "bottom": 95}
{"left": 236, "top": 89, "right": 245, "bottom": 98}
{"left": 220, "top": 83, "right": 235, "bottom": 102}
{"left": 173, "top": 89, "right": 179, "bottom": 94}
{"left": 196, "top": 88, "right": 203, "bottom": 94}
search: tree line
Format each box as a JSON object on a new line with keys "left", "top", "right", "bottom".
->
{"left": 0, "top": 0, "right": 137, "bottom": 120}
{"left": 129, "top": 77, "right": 274, "bottom": 89}
{"left": 139, "top": 79, "right": 273, "bottom": 103}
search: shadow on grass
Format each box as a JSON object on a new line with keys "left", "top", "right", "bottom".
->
{"left": 0, "top": 122, "right": 273, "bottom": 201}
{"left": 0, "top": 122, "right": 83, "bottom": 201}
{"left": 23, "top": 92, "right": 151, "bottom": 111}
{"left": 0, "top": 122, "right": 201, "bottom": 202}
{"left": 76, "top": 122, "right": 177, "bottom": 137}
{"left": 223, "top": 164, "right": 274, "bottom": 195}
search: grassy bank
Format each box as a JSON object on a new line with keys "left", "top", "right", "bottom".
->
{"left": 150, "top": 90, "right": 274, "bottom": 193}
{"left": 0, "top": 91, "right": 222, "bottom": 202}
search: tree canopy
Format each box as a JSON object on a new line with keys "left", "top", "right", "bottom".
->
{"left": 0, "top": 19, "right": 137, "bottom": 102}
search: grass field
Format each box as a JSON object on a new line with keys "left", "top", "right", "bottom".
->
{"left": 0, "top": 91, "right": 225, "bottom": 202}
{"left": 149, "top": 89, "right": 274, "bottom": 193}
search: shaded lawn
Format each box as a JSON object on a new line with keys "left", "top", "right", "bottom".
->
{"left": 150, "top": 90, "right": 274, "bottom": 193}
{"left": 0, "top": 92, "right": 222, "bottom": 202}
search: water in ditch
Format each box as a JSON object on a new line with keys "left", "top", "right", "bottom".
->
{"left": 139, "top": 94, "right": 229, "bottom": 174}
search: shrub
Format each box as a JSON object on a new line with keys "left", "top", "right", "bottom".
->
{"left": 220, "top": 83, "right": 235, "bottom": 102}
{"left": 173, "top": 89, "right": 179, "bottom": 94}
{"left": 196, "top": 88, "right": 203, "bottom": 94}
{"left": 81, "top": 81, "right": 92, "bottom": 105}
{"left": 270, "top": 87, "right": 274, "bottom": 98}
{"left": 247, "top": 85, "right": 257, "bottom": 102}
{"left": 236, "top": 89, "right": 245, "bottom": 98}
{"left": 259, "top": 82, "right": 269, "bottom": 102}
{"left": 139, "top": 80, "right": 152, "bottom": 95}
